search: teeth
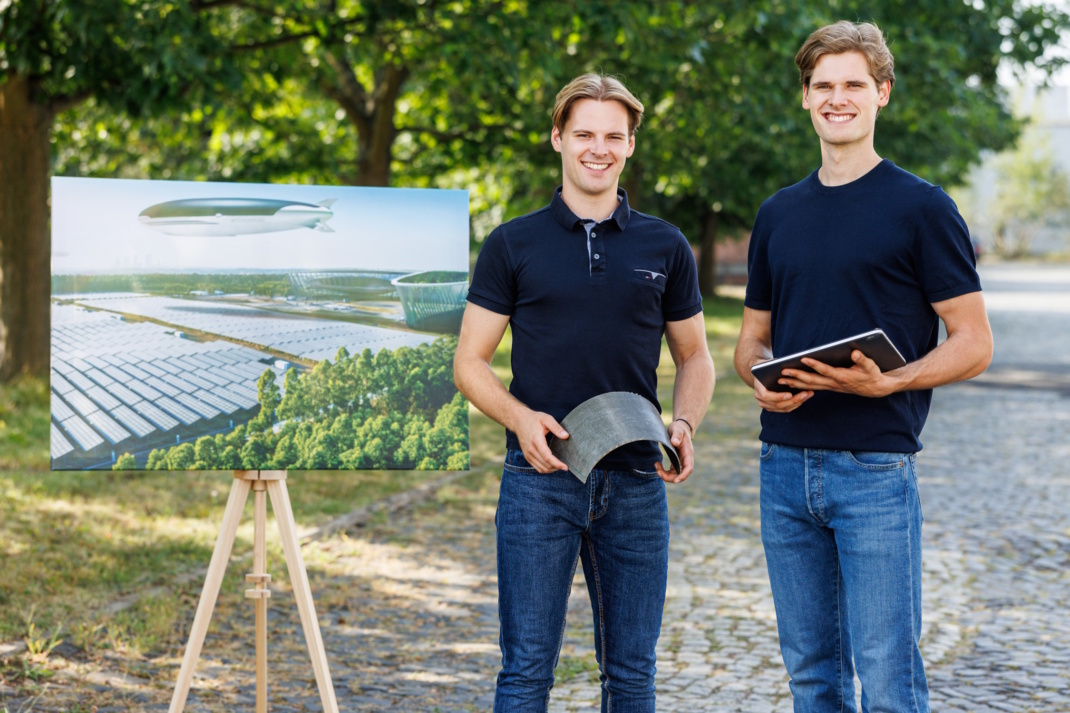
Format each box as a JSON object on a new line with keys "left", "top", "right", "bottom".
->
{"left": 826, "top": 114, "right": 853, "bottom": 123}
{"left": 582, "top": 162, "right": 610, "bottom": 170}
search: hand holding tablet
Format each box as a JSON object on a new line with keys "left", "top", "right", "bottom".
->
{"left": 751, "top": 329, "right": 907, "bottom": 394}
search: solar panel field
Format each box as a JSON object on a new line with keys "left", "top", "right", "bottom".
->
{"left": 50, "top": 293, "right": 442, "bottom": 470}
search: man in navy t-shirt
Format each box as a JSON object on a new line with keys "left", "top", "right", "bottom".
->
{"left": 734, "top": 22, "right": 993, "bottom": 712}
{"left": 454, "top": 73, "right": 715, "bottom": 712}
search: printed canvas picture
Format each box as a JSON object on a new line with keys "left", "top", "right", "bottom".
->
{"left": 50, "top": 177, "right": 469, "bottom": 471}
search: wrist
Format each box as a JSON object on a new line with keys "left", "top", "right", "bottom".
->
{"left": 672, "top": 417, "right": 694, "bottom": 437}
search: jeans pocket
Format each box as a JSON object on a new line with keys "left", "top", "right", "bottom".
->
{"left": 845, "top": 450, "right": 906, "bottom": 470}
{"left": 760, "top": 442, "right": 776, "bottom": 461}
{"left": 503, "top": 448, "right": 539, "bottom": 474}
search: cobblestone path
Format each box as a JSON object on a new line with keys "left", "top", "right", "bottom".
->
{"left": 549, "top": 265, "right": 1070, "bottom": 713}
{"left": 4, "top": 265, "right": 1067, "bottom": 712}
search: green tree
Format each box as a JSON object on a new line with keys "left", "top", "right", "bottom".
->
{"left": 257, "top": 369, "right": 282, "bottom": 415}
{"left": 219, "top": 445, "right": 242, "bottom": 470}
{"left": 271, "top": 434, "right": 299, "bottom": 469}
{"left": 225, "top": 424, "right": 247, "bottom": 450}
{"left": 166, "top": 442, "right": 196, "bottom": 470}
{"left": 395, "top": 417, "right": 430, "bottom": 468}
{"left": 240, "top": 436, "right": 270, "bottom": 470}
{"left": 305, "top": 429, "right": 342, "bottom": 469}
{"left": 415, "top": 392, "right": 468, "bottom": 469}
{"left": 249, "top": 369, "right": 282, "bottom": 431}
{"left": 193, "top": 435, "right": 219, "bottom": 469}
{"left": 146, "top": 448, "right": 168, "bottom": 470}
{"left": 112, "top": 452, "right": 137, "bottom": 470}
{"left": 277, "top": 369, "right": 304, "bottom": 421}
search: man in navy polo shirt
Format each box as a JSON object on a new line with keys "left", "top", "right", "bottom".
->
{"left": 454, "top": 73, "right": 715, "bottom": 712}
{"left": 734, "top": 22, "right": 993, "bottom": 711}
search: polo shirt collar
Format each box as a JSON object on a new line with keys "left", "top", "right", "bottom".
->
{"left": 550, "top": 187, "right": 631, "bottom": 232}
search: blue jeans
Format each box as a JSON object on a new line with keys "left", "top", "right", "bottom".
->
{"left": 493, "top": 449, "right": 670, "bottom": 713}
{"left": 759, "top": 443, "right": 929, "bottom": 713}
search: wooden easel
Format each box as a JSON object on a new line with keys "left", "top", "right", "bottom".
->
{"left": 168, "top": 471, "right": 339, "bottom": 713}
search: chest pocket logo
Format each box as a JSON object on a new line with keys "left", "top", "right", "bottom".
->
{"left": 633, "top": 268, "right": 667, "bottom": 284}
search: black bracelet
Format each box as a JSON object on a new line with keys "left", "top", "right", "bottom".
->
{"left": 673, "top": 417, "right": 694, "bottom": 436}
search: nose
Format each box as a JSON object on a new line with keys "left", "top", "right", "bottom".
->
{"left": 829, "top": 85, "right": 848, "bottom": 105}
{"left": 591, "top": 135, "right": 608, "bottom": 155}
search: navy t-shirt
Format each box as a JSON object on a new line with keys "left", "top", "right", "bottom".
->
{"left": 745, "top": 159, "right": 981, "bottom": 453}
{"left": 467, "top": 188, "right": 703, "bottom": 470}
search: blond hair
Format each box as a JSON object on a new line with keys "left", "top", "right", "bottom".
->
{"left": 552, "top": 73, "right": 645, "bottom": 136}
{"left": 795, "top": 21, "right": 895, "bottom": 88}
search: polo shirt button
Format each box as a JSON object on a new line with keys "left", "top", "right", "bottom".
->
{"left": 593, "top": 253, "right": 600, "bottom": 259}
{"left": 591, "top": 231, "right": 597, "bottom": 237}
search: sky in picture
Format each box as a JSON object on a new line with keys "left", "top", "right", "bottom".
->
{"left": 52, "top": 177, "right": 469, "bottom": 274}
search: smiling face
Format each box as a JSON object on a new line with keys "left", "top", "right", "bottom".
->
{"left": 802, "top": 51, "right": 890, "bottom": 152}
{"left": 551, "top": 98, "right": 635, "bottom": 205}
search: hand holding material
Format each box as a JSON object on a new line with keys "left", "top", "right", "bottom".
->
{"left": 548, "top": 392, "right": 681, "bottom": 483}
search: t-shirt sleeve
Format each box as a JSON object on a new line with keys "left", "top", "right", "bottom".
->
{"left": 744, "top": 205, "right": 773, "bottom": 311}
{"left": 664, "top": 231, "right": 703, "bottom": 322}
{"left": 466, "top": 226, "right": 516, "bottom": 315}
{"left": 916, "top": 187, "right": 982, "bottom": 303}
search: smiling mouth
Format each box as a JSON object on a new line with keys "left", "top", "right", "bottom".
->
{"left": 582, "top": 162, "right": 610, "bottom": 171}
{"left": 824, "top": 113, "right": 855, "bottom": 123}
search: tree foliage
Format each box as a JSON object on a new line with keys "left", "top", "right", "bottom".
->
{"left": 144, "top": 336, "right": 467, "bottom": 471}
{"left": 4, "top": 1, "right": 1070, "bottom": 383}
{"left": 991, "top": 124, "right": 1070, "bottom": 256}
{"left": 46, "top": 3, "right": 1070, "bottom": 281}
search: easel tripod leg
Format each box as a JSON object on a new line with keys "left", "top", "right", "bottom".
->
{"left": 247, "top": 481, "right": 271, "bottom": 713}
{"left": 169, "top": 477, "right": 252, "bottom": 713}
{"left": 267, "top": 478, "right": 340, "bottom": 713}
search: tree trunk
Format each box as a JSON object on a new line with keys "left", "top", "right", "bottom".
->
{"left": 697, "top": 207, "right": 719, "bottom": 298}
{"left": 0, "top": 75, "right": 54, "bottom": 381}
{"left": 355, "top": 65, "right": 408, "bottom": 187}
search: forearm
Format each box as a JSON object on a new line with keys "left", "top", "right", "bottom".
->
{"left": 734, "top": 334, "right": 772, "bottom": 388}
{"left": 883, "top": 322, "right": 993, "bottom": 393}
{"left": 672, "top": 351, "right": 715, "bottom": 431}
{"left": 453, "top": 353, "right": 531, "bottom": 433}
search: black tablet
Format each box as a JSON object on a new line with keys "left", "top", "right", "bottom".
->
{"left": 750, "top": 329, "right": 907, "bottom": 393}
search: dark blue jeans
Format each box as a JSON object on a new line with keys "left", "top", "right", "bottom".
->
{"left": 760, "top": 443, "right": 929, "bottom": 713}
{"left": 493, "top": 449, "right": 670, "bottom": 713}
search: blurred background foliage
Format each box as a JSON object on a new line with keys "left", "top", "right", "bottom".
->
{"left": 2, "top": 0, "right": 1069, "bottom": 379}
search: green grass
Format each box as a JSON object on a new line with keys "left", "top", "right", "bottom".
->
{"left": 0, "top": 291, "right": 746, "bottom": 654}
{"left": 0, "top": 377, "right": 50, "bottom": 471}
{"left": 555, "top": 654, "right": 601, "bottom": 685}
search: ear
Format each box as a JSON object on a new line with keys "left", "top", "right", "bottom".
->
{"left": 877, "top": 80, "right": 891, "bottom": 108}
{"left": 802, "top": 84, "right": 811, "bottom": 110}
{"left": 626, "top": 133, "right": 635, "bottom": 158}
{"left": 551, "top": 126, "right": 562, "bottom": 153}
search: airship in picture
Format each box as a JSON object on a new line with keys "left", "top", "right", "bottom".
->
{"left": 138, "top": 197, "right": 336, "bottom": 236}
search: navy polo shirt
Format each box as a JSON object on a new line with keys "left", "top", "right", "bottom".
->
{"left": 745, "top": 159, "right": 982, "bottom": 453}
{"left": 467, "top": 187, "right": 702, "bottom": 471}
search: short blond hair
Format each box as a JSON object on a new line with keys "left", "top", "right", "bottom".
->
{"left": 795, "top": 21, "right": 895, "bottom": 89}
{"left": 552, "top": 73, "right": 645, "bottom": 136}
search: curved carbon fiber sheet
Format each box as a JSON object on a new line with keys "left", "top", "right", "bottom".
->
{"left": 549, "top": 391, "right": 680, "bottom": 483}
